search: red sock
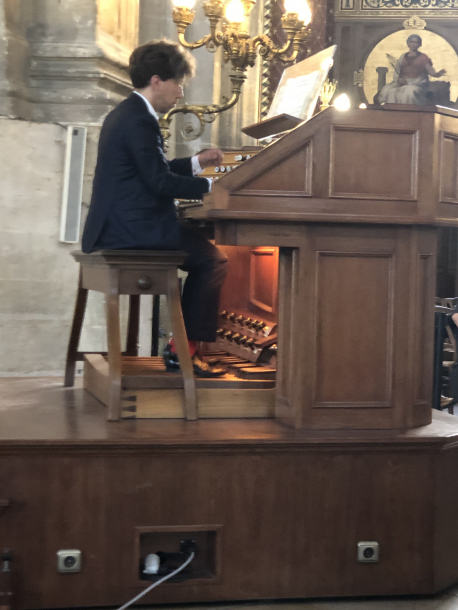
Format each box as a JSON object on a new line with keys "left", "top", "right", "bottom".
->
{"left": 169, "top": 338, "right": 197, "bottom": 357}
{"left": 188, "top": 341, "right": 197, "bottom": 357}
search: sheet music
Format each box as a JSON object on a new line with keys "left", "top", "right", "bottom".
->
{"left": 268, "top": 71, "right": 321, "bottom": 119}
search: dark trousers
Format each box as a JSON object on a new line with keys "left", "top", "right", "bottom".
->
{"left": 178, "top": 225, "right": 228, "bottom": 342}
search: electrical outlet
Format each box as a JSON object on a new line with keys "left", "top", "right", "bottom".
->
{"left": 57, "top": 550, "right": 82, "bottom": 573}
{"left": 357, "top": 541, "right": 379, "bottom": 563}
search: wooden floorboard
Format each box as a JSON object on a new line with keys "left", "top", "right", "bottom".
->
{"left": 0, "top": 377, "right": 458, "bottom": 447}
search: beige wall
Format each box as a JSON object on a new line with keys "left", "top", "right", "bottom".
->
{"left": 0, "top": 119, "right": 108, "bottom": 374}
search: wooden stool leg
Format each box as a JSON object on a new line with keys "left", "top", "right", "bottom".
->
{"left": 106, "top": 284, "right": 122, "bottom": 421}
{"left": 166, "top": 271, "right": 197, "bottom": 420}
{"left": 126, "top": 295, "right": 140, "bottom": 356}
{"left": 64, "top": 269, "right": 88, "bottom": 387}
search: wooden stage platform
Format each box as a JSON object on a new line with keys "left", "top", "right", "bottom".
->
{"left": 2, "top": 378, "right": 458, "bottom": 609}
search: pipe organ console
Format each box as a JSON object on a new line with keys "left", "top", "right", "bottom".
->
{"left": 178, "top": 148, "right": 277, "bottom": 374}
{"left": 201, "top": 238, "right": 279, "bottom": 373}
{"left": 200, "top": 148, "right": 260, "bottom": 180}
{"left": 175, "top": 149, "right": 261, "bottom": 211}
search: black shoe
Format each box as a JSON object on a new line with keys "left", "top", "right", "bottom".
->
{"left": 163, "top": 344, "right": 180, "bottom": 371}
{"left": 191, "top": 353, "right": 226, "bottom": 378}
{"left": 163, "top": 345, "right": 225, "bottom": 377}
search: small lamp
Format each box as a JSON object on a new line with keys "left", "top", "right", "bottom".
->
{"left": 225, "top": 0, "right": 245, "bottom": 23}
{"left": 284, "top": 0, "right": 312, "bottom": 25}
{"left": 334, "top": 94, "right": 351, "bottom": 111}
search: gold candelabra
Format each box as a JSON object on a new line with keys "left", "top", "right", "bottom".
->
{"left": 319, "top": 78, "right": 337, "bottom": 110}
{"left": 159, "top": 0, "right": 312, "bottom": 141}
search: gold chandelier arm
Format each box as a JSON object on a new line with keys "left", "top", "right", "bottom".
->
{"left": 277, "top": 44, "right": 300, "bottom": 64}
{"left": 275, "top": 26, "right": 311, "bottom": 64}
{"left": 251, "top": 33, "right": 295, "bottom": 60}
{"left": 173, "top": 3, "right": 224, "bottom": 51}
{"left": 163, "top": 90, "right": 241, "bottom": 124}
{"left": 159, "top": 70, "right": 246, "bottom": 144}
{"left": 159, "top": 94, "right": 239, "bottom": 142}
{"left": 251, "top": 12, "right": 306, "bottom": 62}
{"left": 177, "top": 31, "right": 214, "bottom": 50}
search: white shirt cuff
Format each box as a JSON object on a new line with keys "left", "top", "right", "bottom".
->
{"left": 191, "top": 155, "right": 203, "bottom": 175}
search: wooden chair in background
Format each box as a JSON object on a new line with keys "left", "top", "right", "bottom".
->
{"left": 433, "top": 301, "right": 457, "bottom": 414}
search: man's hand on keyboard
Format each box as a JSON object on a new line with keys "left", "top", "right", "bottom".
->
{"left": 197, "top": 148, "right": 224, "bottom": 168}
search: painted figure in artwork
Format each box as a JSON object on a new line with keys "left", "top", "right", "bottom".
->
{"left": 378, "top": 34, "right": 446, "bottom": 105}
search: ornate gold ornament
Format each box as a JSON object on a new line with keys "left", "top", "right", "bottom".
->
{"left": 161, "top": 0, "right": 312, "bottom": 141}
{"left": 403, "top": 15, "right": 427, "bottom": 29}
{"left": 320, "top": 78, "right": 338, "bottom": 109}
{"left": 353, "top": 69, "right": 365, "bottom": 87}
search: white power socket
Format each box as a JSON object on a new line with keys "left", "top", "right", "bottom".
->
{"left": 357, "top": 541, "right": 379, "bottom": 562}
{"left": 57, "top": 549, "right": 82, "bottom": 573}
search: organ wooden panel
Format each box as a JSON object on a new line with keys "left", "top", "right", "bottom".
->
{"left": 314, "top": 252, "right": 393, "bottom": 407}
{"left": 205, "top": 105, "right": 458, "bottom": 222}
{"left": 330, "top": 127, "right": 418, "bottom": 200}
{"left": 249, "top": 247, "right": 278, "bottom": 314}
{"left": 188, "top": 105, "right": 458, "bottom": 431}
{"left": 239, "top": 143, "right": 312, "bottom": 195}
{"left": 440, "top": 133, "right": 458, "bottom": 203}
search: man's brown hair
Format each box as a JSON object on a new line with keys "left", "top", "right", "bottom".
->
{"left": 129, "top": 39, "right": 196, "bottom": 88}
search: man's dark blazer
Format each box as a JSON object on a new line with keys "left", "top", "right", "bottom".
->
{"left": 81, "top": 93, "right": 210, "bottom": 253}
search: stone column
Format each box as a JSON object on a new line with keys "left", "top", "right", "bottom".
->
{"left": 0, "top": 0, "right": 138, "bottom": 125}
{"left": 0, "top": 0, "right": 32, "bottom": 119}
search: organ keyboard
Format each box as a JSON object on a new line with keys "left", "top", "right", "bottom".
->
{"left": 175, "top": 148, "right": 262, "bottom": 211}
{"left": 200, "top": 148, "right": 261, "bottom": 180}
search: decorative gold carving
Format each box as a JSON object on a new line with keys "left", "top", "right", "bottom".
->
{"left": 320, "top": 78, "right": 338, "bottom": 108}
{"left": 403, "top": 15, "right": 427, "bottom": 28}
{"left": 163, "top": 0, "right": 311, "bottom": 142}
{"left": 242, "top": 0, "right": 257, "bottom": 16}
{"left": 336, "top": 0, "right": 458, "bottom": 18}
{"left": 160, "top": 69, "right": 247, "bottom": 143}
{"left": 363, "top": 0, "right": 458, "bottom": 9}
{"left": 172, "top": 6, "right": 196, "bottom": 29}
{"left": 353, "top": 69, "right": 365, "bottom": 87}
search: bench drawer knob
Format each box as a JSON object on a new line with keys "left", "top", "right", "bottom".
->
{"left": 137, "top": 276, "right": 152, "bottom": 290}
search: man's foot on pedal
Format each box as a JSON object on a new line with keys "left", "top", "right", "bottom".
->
{"left": 162, "top": 345, "right": 225, "bottom": 377}
{"left": 191, "top": 353, "right": 225, "bottom": 378}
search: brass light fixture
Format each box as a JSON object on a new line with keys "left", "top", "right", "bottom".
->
{"left": 319, "top": 78, "right": 337, "bottom": 110}
{"left": 160, "top": 0, "right": 312, "bottom": 141}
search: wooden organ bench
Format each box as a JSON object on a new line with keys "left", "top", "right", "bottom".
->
{"left": 65, "top": 250, "right": 196, "bottom": 421}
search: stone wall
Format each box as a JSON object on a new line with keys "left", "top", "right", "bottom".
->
{"left": 0, "top": 0, "right": 137, "bottom": 124}
{"left": 0, "top": 0, "right": 32, "bottom": 119}
{"left": 0, "top": 0, "right": 144, "bottom": 375}
{"left": 0, "top": 118, "right": 108, "bottom": 374}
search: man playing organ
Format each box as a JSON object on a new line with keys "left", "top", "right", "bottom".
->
{"left": 82, "top": 40, "right": 227, "bottom": 377}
